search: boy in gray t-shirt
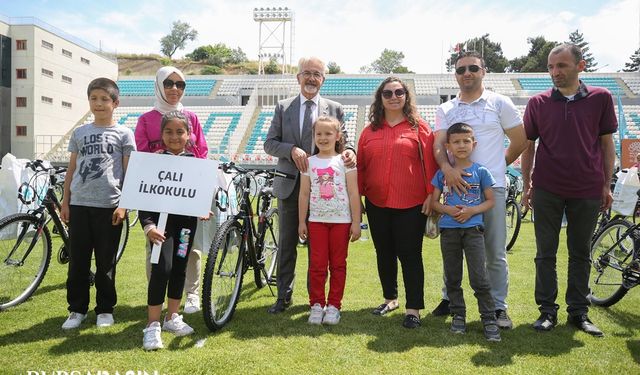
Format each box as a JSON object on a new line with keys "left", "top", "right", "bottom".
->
{"left": 60, "top": 78, "right": 136, "bottom": 330}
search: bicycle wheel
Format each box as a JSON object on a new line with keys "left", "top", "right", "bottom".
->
{"left": 0, "top": 214, "right": 52, "bottom": 310}
{"left": 505, "top": 200, "right": 522, "bottom": 251}
{"left": 202, "top": 219, "right": 245, "bottom": 331}
{"left": 589, "top": 219, "right": 634, "bottom": 306}
{"left": 127, "top": 209, "right": 139, "bottom": 228}
{"left": 254, "top": 207, "right": 279, "bottom": 288}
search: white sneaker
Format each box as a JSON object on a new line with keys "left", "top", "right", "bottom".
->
{"left": 143, "top": 321, "right": 163, "bottom": 351}
{"left": 184, "top": 294, "right": 201, "bottom": 314}
{"left": 308, "top": 303, "right": 324, "bottom": 325}
{"left": 96, "top": 313, "right": 114, "bottom": 327}
{"left": 61, "top": 312, "right": 86, "bottom": 330}
{"left": 323, "top": 305, "right": 341, "bottom": 325}
{"left": 162, "top": 313, "right": 194, "bottom": 336}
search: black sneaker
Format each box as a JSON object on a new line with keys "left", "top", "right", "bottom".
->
{"left": 483, "top": 320, "right": 502, "bottom": 342}
{"left": 431, "top": 299, "right": 450, "bottom": 316}
{"left": 568, "top": 314, "right": 604, "bottom": 337}
{"left": 495, "top": 309, "right": 513, "bottom": 329}
{"left": 532, "top": 312, "right": 557, "bottom": 331}
{"left": 450, "top": 314, "right": 466, "bottom": 334}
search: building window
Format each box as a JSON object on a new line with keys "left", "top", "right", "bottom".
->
{"left": 62, "top": 49, "right": 72, "bottom": 58}
{"left": 16, "top": 69, "right": 27, "bottom": 79}
{"left": 41, "top": 96, "right": 53, "bottom": 104}
{"left": 16, "top": 40, "right": 27, "bottom": 50}
{"left": 62, "top": 101, "right": 72, "bottom": 109}
{"left": 62, "top": 75, "right": 72, "bottom": 84}
{"left": 16, "top": 126, "right": 28, "bottom": 136}
{"left": 16, "top": 97, "right": 27, "bottom": 107}
{"left": 81, "top": 57, "right": 90, "bottom": 65}
{"left": 41, "top": 68, "right": 53, "bottom": 78}
{"left": 41, "top": 40, "right": 53, "bottom": 50}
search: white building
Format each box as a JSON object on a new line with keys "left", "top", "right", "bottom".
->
{"left": 0, "top": 15, "right": 118, "bottom": 159}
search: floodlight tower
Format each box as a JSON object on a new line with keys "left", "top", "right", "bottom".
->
{"left": 253, "top": 7, "right": 294, "bottom": 75}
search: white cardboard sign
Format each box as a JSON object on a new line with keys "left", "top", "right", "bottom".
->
{"left": 119, "top": 151, "right": 219, "bottom": 264}
{"left": 119, "top": 151, "right": 218, "bottom": 217}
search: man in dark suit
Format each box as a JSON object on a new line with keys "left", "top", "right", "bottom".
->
{"left": 264, "top": 56, "right": 355, "bottom": 313}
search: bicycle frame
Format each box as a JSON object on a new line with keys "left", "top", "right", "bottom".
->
{"left": 232, "top": 171, "right": 275, "bottom": 271}
{"left": 7, "top": 167, "right": 68, "bottom": 267}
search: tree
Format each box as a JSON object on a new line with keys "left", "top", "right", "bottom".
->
{"left": 186, "top": 45, "right": 214, "bottom": 61}
{"left": 160, "top": 21, "right": 198, "bottom": 59}
{"left": 370, "top": 49, "right": 411, "bottom": 74}
{"left": 622, "top": 47, "right": 640, "bottom": 72}
{"left": 263, "top": 57, "right": 281, "bottom": 74}
{"left": 508, "top": 36, "right": 559, "bottom": 72}
{"left": 359, "top": 65, "right": 373, "bottom": 74}
{"left": 187, "top": 44, "right": 247, "bottom": 66}
{"left": 567, "top": 29, "right": 598, "bottom": 72}
{"left": 327, "top": 61, "right": 342, "bottom": 74}
{"left": 229, "top": 47, "right": 248, "bottom": 64}
{"left": 445, "top": 34, "right": 510, "bottom": 73}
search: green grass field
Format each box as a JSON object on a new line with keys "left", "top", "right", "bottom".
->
{"left": 0, "top": 219, "right": 638, "bottom": 375}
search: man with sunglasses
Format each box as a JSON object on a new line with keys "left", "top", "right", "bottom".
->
{"left": 264, "top": 56, "right": 356, "bottom": 314}
{"left": 520, "top": 44, "right": 616, "bottom": 337}
{"left": 432, "top": 51, "right": 528, "bottom": 330}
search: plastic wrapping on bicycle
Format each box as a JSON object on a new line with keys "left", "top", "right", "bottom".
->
{"left": 219, "top": 162, "right": 295, "bottom": 180}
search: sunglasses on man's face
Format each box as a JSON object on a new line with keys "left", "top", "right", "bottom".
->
{"left": 455, "top": 65, "right": 482, "bottom": 75}
{"left": 381, "top": 89, "right": 406, "bottom": 99}
{"left": 163, "top": 79, "right": 186, "bottom": 90}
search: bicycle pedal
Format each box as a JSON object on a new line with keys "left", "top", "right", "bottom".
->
{"left": 622, "top": 263, "right": 640, "bottom": 287}
{"left": 57, "top": 245, "right": 70, "bottom": 264}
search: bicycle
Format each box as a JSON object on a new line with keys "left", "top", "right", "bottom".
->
{"left": 589, "top": 215, "right": 640, "bottom": 307}
{"left": 0, "top": 160, "right": 129, "bottom": 310}
{"left": 505, "top": 168, "right": 522, "bottom": 251}
{"left": 202, "top": 162, "right": 292, "bottom": 331}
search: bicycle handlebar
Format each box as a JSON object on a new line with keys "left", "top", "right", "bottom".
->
{"left": 25, "top": 159, "right": 67, "bottom": 175}
{"left": 220, "top": 161, "right": 295, "bottom": 180}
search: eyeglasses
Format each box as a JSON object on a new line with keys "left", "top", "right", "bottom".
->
{"left": 455, "top": 65, "right": 482, "bottom": 75}
{"left": 299, "top": 71, "right": 324, "bottom": 79}
{"left": 163, "top": 79, "right": 186, "bottom": 90}
{"left": 381, "top": 89, "right": 406, "bottom": 99}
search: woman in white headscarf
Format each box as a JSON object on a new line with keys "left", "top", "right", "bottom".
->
{"left": 135, "top": 66, "right": 209, "bottom": 315}
{"left": 135, "top": 66, "right": 207, "bottom": 156}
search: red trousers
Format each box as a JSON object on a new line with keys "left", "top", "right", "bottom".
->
{"left": 308, "top": 222, "right": 350, "bottom": 309}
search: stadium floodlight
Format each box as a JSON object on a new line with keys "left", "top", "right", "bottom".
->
{"left": 254, "top": 6, "right": 295, "bottom": 74}
{"left": 253, "top": 7, "right": 293, "bottom": 21}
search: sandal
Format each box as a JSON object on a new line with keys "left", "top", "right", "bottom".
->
{"left": 402, "top": 314, "right": 421, "bottom": 329}
{"left": 372, "top": 302, "right": 399, "bottom": 316}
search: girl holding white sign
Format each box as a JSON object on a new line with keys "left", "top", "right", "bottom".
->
{"left": 141, "top": 111, "right": 210, "bottom": 351}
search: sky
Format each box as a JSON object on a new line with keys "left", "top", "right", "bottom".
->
{"left": 1, "top": 0, "right": 639, "bottom": 73}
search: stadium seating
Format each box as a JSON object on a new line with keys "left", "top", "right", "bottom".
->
{"left": 518, "top": 77, "right": 624, "bottom": 94}
{"left": 320, "top": 78, "right": 383, "bottom": 96}
{"left": 117, "top": 79, "right": 216, "bottom": 96}
{"left": 41, "top": 72, "right": 639, "bottom": 165}
{"left": 622, "top": 77, "right": 640, "bottom": 96}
